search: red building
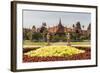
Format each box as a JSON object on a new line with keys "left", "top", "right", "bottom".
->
{"left": 48, "top": 19, "right": 72, "bottom": 36}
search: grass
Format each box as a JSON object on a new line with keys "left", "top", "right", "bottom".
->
{"left": 23, "top": 40, "right": 90, "bottom": 46}
{"left": 71, "top": 42, "right": 90, "bottom": 45}
{"left": 23, "top": 40, "right": 47, "bottom": 46}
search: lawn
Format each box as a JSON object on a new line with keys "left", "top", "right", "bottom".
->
{"left": 23, "top": 40, "right": 90, "bottom": 46}
{"left": 23, "top": 40, "right": 47, "bottom": 46}
{"left": 71, "top": 42, "right": 90, "bottom": 45}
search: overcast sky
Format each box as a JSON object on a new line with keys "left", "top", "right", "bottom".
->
{"left": 23, "top": 10, "right": 91, "bottom": 29}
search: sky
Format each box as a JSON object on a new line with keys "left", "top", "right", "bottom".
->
{"left": 23, "top": 10, "right": 91, "bottom": 29}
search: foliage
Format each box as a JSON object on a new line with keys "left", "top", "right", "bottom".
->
{"left": 32, "top": 32, "right": 43, "bottom": 41}
{"left": 76, "top": 21, "right": 81, "bottom": 30}
{"left": 70, "top": 32, "right": 80, "bottom": 41}
{"left": 40, "top": 23, "right": 48, "bottom": 42}
{"left": 23, "top": 30, "right": 32, "bottom": 40}
{"left": 51, "top": 35, "right": 67, "bottom": 42}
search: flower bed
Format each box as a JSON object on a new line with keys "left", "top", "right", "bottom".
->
{"left": 23, "top": 46, "right": 91, "bottom": 62}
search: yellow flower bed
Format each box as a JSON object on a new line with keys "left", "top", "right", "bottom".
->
{"left": 24, "top": 46, "right": 85, "bottom": 57}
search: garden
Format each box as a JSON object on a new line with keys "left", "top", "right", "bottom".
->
{"left": 23, "top": 40, "right": 91, "bottom": 62}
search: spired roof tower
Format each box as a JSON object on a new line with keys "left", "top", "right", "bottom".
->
{"left": 58, "top": 18, "right": 62, "bottom": 26}
{"left": 56, "top": 18, "right": 65, "bottom": 34}
{"left": 48, "top": 18, "right": 68, "bottom": 35}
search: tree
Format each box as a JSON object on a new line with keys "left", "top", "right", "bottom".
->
{"left": 76, "top": 21, "right": 81, "bottom": 30}
{"left": 40, "top": 22, "right": 47, "bottom": 33}
{"left": 71, "top": 32, "right": 78, "bottom": 41}
{"left": 87, "top": 23, "right": 91, "bottom": 31}
{"left": 40, "top": 22, "right": 48, "bottom": 42}
{"left": 32, "top": 32, "right": 42, "bottom": 41}
{"left": 82, "top": 25, "right": 84, "bottom": 30}
{"left": 32, "top": 25, "right": 36, "bottom": 32}
{"left": 72, "top": 24, "right": 75, "bottom": 28}
{"left": 74, "top": 21, "right": 82, "bottom": 41}
{"left": 23, "top": 29, "right": 32, "bottom": 40}
{"left": 27, "top": 31, "right": 32, "bottom": 40}
{"left": 87, "top": 23, "right": 91, "bottom": 40}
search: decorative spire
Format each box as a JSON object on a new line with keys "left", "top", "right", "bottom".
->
{"left": 58, "top": 18, "right": 62, "bottom": 26}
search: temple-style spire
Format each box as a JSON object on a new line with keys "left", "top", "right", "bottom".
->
{"left": 58, "top": 18, "right": 62, "bottom": 26}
